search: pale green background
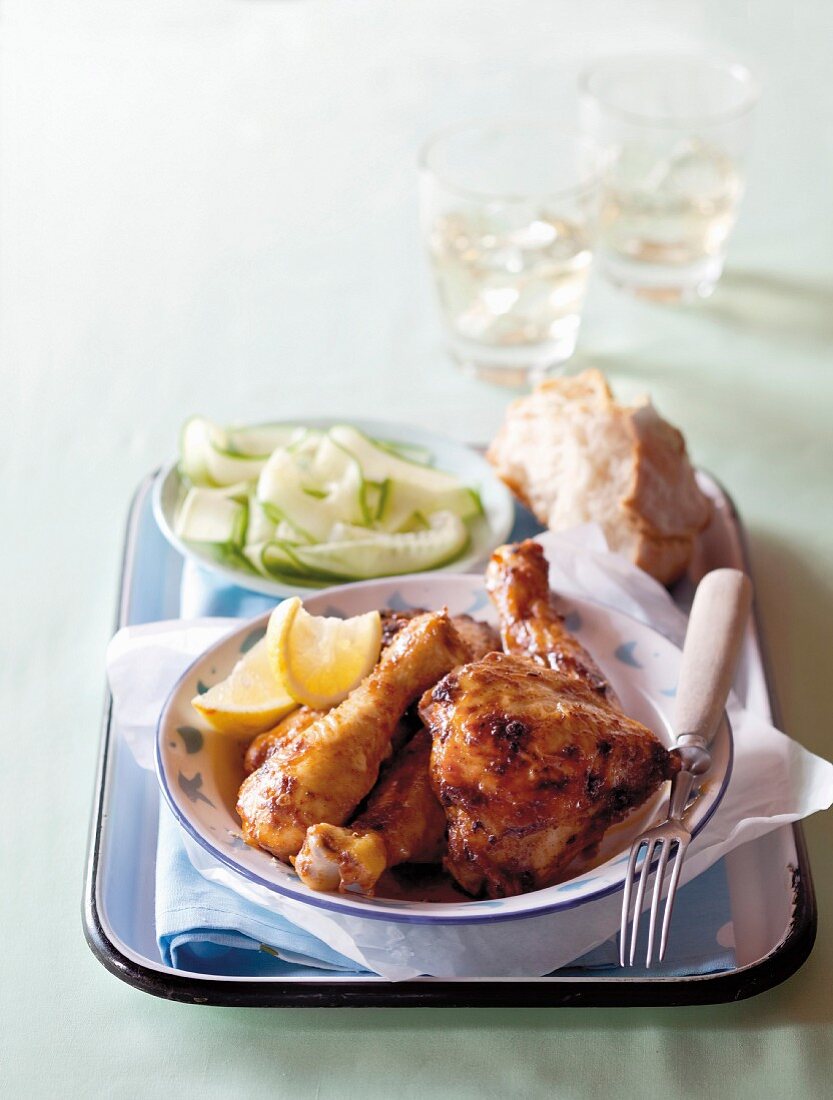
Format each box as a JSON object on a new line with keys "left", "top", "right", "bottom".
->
{"left": 2, "top": 1, "right": 832, "bottom": 1097}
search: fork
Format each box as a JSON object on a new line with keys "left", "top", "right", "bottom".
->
{"left": 619, "top": 567, "right": 753, "bottom": 967}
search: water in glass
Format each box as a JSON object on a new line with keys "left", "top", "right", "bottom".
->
{"left": 428, "top": 209, "right": 592, "bottom": 382}
{"left": 601, "top": 138, "right": 742, "bottom": 298}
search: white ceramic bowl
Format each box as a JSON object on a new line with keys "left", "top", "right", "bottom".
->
{"left": 152, "top": 418, "right": 515, "bottom": 599}
{"left": 156, "top": 574, "right": 732, "bottom": 935}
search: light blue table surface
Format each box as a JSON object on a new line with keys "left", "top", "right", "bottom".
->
{"left": 3, "top": 2, "right": 833, "bottom": 1097}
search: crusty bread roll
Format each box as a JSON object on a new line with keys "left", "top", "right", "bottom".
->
{"left": 487, "top": 369, "right": 711, "bottom": 585}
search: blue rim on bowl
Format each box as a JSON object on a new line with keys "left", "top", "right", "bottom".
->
{"left": 151, "top": 418, "right": 516, "bottom": 599}
{"left": 155, "top": 573, "right": 733, "bottom": 926}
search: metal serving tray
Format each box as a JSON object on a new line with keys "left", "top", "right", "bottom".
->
{"left": 83, "top": 471, "right": 816, "bottom": 1006}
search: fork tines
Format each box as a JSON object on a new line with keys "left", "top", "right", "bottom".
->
{"left": 619, "top": 832, "right": 691, "bottom": 967}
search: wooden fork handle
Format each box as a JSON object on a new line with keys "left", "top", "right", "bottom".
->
{"left": 674, "top": 568, "right": 753, "bottom": 750}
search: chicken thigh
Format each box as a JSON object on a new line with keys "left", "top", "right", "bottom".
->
{"left": 420, "top": 540, "right": 676, "bottom": 899}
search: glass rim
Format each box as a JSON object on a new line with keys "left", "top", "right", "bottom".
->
{"left": 578, "top": 52, "right": 761, "bottom": 128}
{"left": 418, "top": 117, "right": 607, "bottom": 204}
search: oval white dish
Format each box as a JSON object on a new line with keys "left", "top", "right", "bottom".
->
{"left": 152, "top": 418, "right": 515, "bottom": 599}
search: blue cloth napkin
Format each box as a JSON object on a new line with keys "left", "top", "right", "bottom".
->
{"left": 156, "top": 796, "right": 734, "bottom": 977}
{"left": 155, "top": 558, "right": 737, "bottom": 979}
{"left": 156, "top": 803, "right": 366, "bottom": 975}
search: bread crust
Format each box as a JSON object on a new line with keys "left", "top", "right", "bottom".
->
{"left": 487, "top": 370, "right": 711, "bottom": 585}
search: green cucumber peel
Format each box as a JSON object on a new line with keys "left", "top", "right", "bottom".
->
{"left": 259, "top": 501, "right": 316, "bottom": 545}
{"left": 186, "top": 540, "right": 258, "bottom": 574}
{"left": 369, "top": 437, "right": 434, "bottom": 467}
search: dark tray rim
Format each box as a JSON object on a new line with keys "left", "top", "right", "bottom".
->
{"left": 82, "top": 472, "right": 817, "bottom": 1007}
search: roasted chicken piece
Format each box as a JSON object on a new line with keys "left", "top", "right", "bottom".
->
{"left": 244, "top": 707, "right": 323, "bottom": 775}
{"left": 419, "top": 540, "right": 676, "bottom": 899}
{"left": 486, "top": 540, "right": 616, "bottom": 704}
{"left": 421, "top": 656, "right": 673, "bottom": 898}
{"left": 237, "top": 611, "right": 469, "bottom": 861}
{"left": 286, "top": 611, "right": 497, "bottom": 893}
{"left": 242, "top": 608, "right": 479, "bottom": 778}
{"left": 294, "top": 729, "right": 446, "bottom": 894}
{"left": 243, "top": 618, "right": 406, "bottom": 778}
{"left": 244, "top": 706, "right": 417, "bottom": 776}
{"left": 381, "top": 608, "right": 500, "bottom": 662}
{"left": 450, "top": 614, "right": 503, "bottom": 662}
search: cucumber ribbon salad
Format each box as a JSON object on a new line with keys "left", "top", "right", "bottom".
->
{"left": 175, "top": 419, "right": 484, "bottom": 584}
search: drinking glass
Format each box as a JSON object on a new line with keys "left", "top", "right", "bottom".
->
{"left": 420, "top": 121, "right": 605, "bottom": 385}
{"left": 579, "top": 54, "right": 759, "bottom": 301}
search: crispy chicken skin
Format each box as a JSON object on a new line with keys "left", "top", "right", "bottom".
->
{"left": 244, "top": 707, "right": 323, "bottom": 775}
{"left": 420, "top": 655, "right": 673, "bottom": 898}
{"left": 450, "top": 615, "right": 503, "bottom": 662}
{"left": 419, "top": 539, "right": 676, "bottom": 899}
{"left": 245, "top": 707, "right": 418, "bottom": 777}
{"left": 381, "top": 609, "right": 500, "bottom": 662}
{"left": 237, "top": 611, "right": 469, "bottom": 862}
{"left": 486, "top": 539, "right": 616, "bottom": 704}
{"left": 294, "top": 730, "right": 446, "bottom": 894}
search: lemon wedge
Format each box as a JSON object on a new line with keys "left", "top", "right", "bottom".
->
{"left": 191, "top": 637, "right": 298, "bottom": 735}
{"left": 267, "top": 597, "right": 382, "bottom": 709}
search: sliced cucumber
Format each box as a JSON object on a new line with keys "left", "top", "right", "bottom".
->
{"left": 328, "top": 425, "right": 466, "bottom": 495}
{"left": 245, "top": 496, "right": 276, "bottom": 544}
{"left": 274, "top": 518, "right": 305, "bottom": 543}
{"left": 308, "top": 438, "right": 387, "bottom": 527}
{"left": 317, "top": 457, "right": 367, "bottom": 529}
{"left": 259, "top": 541, "right": 332, "bottom": 587}
{"left": 285, "top": 511, "right": 468, "bottom": 580}
{"left": 261, "top": 540, "right": 308, "bottom": 576}
{"left": 256, "top": 447, "right": 365, "bottom": 541}
{"left": 223, "top": 423, "right": 302, "bottom": 458}
{"left": 179, "top": 416, "right": 269, "bottom": 486}
{"left": 175, "top": 487, "right": 248, "bottom": 546}
{"left": 200, "top": 543, "right": 258, "bottom": 572}
{"left": 242, "top": 541, "right": 270, "bottom": 576}
{"left": 377, "top": 479, "right": 481, "bottom": 533}
{"left": 179, "top": 417, "right": 215, "bottom": 486}
{"left": 286, "top": 428, "right": 323, "bottom": 457}
{"left": 371, "top": 438, "right": 434, "bottom": 467}
{"left": 246, "top": 540, "right": 303, "bottom": 577}
{"left": 243, "top": 541, "right": 328, "bottom": 586}
{"left": 328, "top": 521, "right": 380, "bottom": 542}
{"left": 257, "top": 451, "right": 322, "bottom": 541}
{"left": 363, "top": 478, "right": 389, "bottom": 523}
{"left": 204, "top": 441, "right": 269, "bottom": 487}
{"left": 397, "top": 510, "right": 430, "bottom": 532}
{"left": 177, "top": 419, "right": 481, "bottom": 585}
